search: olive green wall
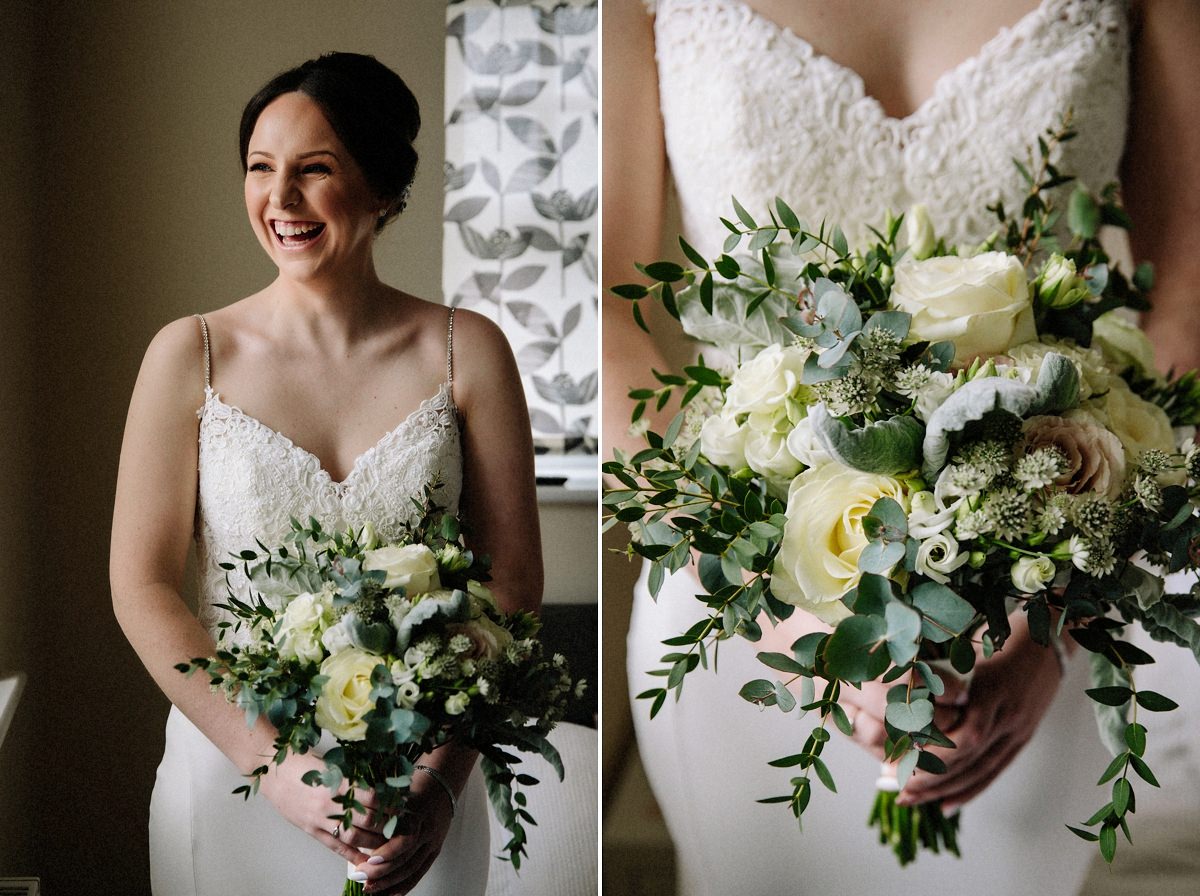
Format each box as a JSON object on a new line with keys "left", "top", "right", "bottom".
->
{"left": 0, "top": 2, "right": 595, "bottom": 892}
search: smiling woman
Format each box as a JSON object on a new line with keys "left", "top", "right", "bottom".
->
{"left": 110, "top": 52, "right": 540, "bottom": 896}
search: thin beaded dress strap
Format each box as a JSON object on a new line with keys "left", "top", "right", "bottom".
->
{"left": 194, "top": 313, "right": 212, "bottom": 392}
{"left": 445, "top": 307, "right": 456, "bottom": 402}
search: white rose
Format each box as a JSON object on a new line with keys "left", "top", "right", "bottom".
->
{"left": 314, "top": 648, "right": 381, "bottom": 741}
{"left": 1011, "top": 555, "right": 1057, "bottom": 593}
{"left": 914, "top": 532, "right": 969, "bottom": 585}
{"left": 1006, "top": 339, "right": 1111, "bottom": 401}
{"left": 785, "top": 415, "right": 833, "bottom": 470}
{"left": 321, "top": 615, "right": 355, "bottom": 656}
{"left": 772, "top": 463, "right": 910, "bottom": 623}
{"left": 891, "top": 252, "right": 1036, "bottom": 364}
{"left": 445, "top": 692, "right": 470, "bottom": 716}
{"left": 699, "top": 408, "right": 750, "bottom": 470}
{"left": 276, "top": 592, "right": 333, "bottom": 665}
{"left": 743, "top": 412, "right": 803, "bottom": 489}
{"left": 1021, "top": 414, "right": 1126, "bottom": 499}
{"left": 395, "top": 680, "right": 421, "bottom": 710}
{"left": 363, "top": 543, "right": 441, "bottom": 594}
{"left": 1095, "top": 379, "right": 1177, "bottom": 465}
{"left": 1091, "top": 313, "right": 1161, "bottom": 381}
{"left": 446, "top": 614, "right": 513, "bottom": 661}
{"left": 724, "top": 344, "right": 810, "bottom": 416}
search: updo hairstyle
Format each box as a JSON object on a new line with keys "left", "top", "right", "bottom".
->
{"left": 239, "top": 52, "right": 420, "bottom": 231}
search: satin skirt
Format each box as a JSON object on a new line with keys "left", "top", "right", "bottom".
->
{"left": 627, "top": 563, "right": 1151, "bottom": 896}
{"left": 150, "top": 707, "right": 490, "bottom": 896}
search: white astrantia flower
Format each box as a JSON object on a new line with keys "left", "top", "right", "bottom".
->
{"left": 1011, "top": 555, "right": 1057, "bottom": 593}
{"left": 915, "top": 532, "right": 970, "bottom": 585}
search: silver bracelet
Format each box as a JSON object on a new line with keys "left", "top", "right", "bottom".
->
{"left": 414, "top": 764, "right": 458, "bottom": 818}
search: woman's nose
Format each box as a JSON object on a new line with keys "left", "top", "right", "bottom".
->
{"left": 270, "top": 173, "right": 300, "bottom": 209}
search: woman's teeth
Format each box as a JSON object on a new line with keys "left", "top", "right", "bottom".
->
{"left": 273, "top": 221, "right": 325, "bottom": 244}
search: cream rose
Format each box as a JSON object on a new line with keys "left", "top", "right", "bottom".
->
{"left": 699, "top": 408, "right": 749, "bottom": 470}
{"left": 891, "top": 252, "right": 1036, "bottom": 364}
{"left": 1021, "top": 414, "right": 1126, "bottom": 499}
{"left": 314, "top": 648, "right": 382, "bottom": 741}
{"left": 723, "top": 344, "right": 810, "bottom": 416}
{"left": 363, "top": 543, "right": 441, "bottom": 594}
{"left": 1091, "top": 313, "right": 1161, "bottom": 381}
{"left": 772, "top": 463, "right": 910, "bottom": 623}
{"left": 1006, "top": 339, "right": 1110, "bottom": 401}
{"left": 1096, "top": 379, "right": 1177, "bottom": 464}
{"left": 276, "top": 592, "right": 333, "bottom": 665}
{"left": 1011, "top": 555, "right": 1057, "bottom": 593}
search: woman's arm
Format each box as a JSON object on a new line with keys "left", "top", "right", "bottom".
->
{"left": 1124, "top": 0, "right": 1200, "bottom": 373}
{"left": 110, "top": 317, "right": 382, "bottom": 864}
{"left": 361, "top": 308, "right": 543, "bottom": 892}
{"left": 602, "top": 0, "right": 674, "bottom": 460}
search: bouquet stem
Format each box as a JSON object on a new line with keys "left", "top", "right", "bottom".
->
{"left": 867, "top": 771, "right": 960, "bottom": 865}
{"left": 344, "top": 860, "right": 365, "bottom": 896}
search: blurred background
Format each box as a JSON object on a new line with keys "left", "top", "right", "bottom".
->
{"left": 0, "top": 2, "right": 596, "bottom": 893}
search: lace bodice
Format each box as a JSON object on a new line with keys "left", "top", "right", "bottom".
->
{"left": 193, "top": 315, "right": 463, "bottom": 637}
{"left": 648, "top": 0, "right": 1130, "bottom": 255}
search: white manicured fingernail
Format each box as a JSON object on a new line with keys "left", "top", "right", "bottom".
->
{"left": 349, "top": 871, "right": 369, "bottom": 882}
{"left": 367, "top": 856, "right": 386, "bottom": 865}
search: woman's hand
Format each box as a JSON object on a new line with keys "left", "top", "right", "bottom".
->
{"left": 840, "top": 613, "right": 1064, "bottom": 810}
{"left": 258, "top": 752, "right": 387, "bottom": 864}
{"left": 352, "top": 776, "right": 456, "bottom": 894}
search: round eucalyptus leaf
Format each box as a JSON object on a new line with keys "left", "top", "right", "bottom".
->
{"left": 825, "top": 615, "right": 889, "bottom": 682}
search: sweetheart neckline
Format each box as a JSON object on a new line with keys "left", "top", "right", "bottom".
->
{"left": 705, "top": 0, "right": 1057, "bottom": 126}
{"left": 200, "top": 381, "right": 458, "bottom": 488}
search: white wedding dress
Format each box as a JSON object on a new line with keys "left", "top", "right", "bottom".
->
{"left": 629, "top": 1, "right": 1200, "bottom": 894}
{"left": 149, "top": 311, "right": 490, "bottom": 895}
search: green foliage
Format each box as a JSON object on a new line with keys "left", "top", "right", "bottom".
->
{"left": 606, "top": 113, "right": 1200, "bottom": 869}
{"left": 179, "top": 488, "right": 576, "bottom": 869}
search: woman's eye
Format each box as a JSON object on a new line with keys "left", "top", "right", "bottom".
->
{"left": 303, "top": 163, "right": 332, "bottom": 175}
{"left": 248, "top": 162, "right": 272, "bottom": 173}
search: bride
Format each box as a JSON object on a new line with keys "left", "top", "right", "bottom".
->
{"left": 111, "top": 52, "right": 541, "bottom": 895}
{"left": 604, "top": 1, "right": 1200, "bottom": 893}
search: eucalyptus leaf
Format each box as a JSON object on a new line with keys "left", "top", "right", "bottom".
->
{"left": 910, "top": 582, "right": 977, "bottom": 642}
{"left": 885, "top": 698, "right": 934, "bottom": 732}
{"left": 824, "top": 615, "right": 889, "bottom": 683}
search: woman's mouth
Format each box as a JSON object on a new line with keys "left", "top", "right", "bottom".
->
{"left": 272, "top": 220, "right": 326, "bottom": 248}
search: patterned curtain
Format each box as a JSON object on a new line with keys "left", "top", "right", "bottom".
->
{"left": 444, "top": 0, "right": 599, "bottom": 469}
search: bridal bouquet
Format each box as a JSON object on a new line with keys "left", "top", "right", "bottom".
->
{"left": 180, "top": 493, "right": 578, "bottom": 893}
{"left": 606, "top": 123, "right": 1200, "bottom": 865}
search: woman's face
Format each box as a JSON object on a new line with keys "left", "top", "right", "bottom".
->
{"left": 244, "top": 92, "right": 381, "bottom": 285}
